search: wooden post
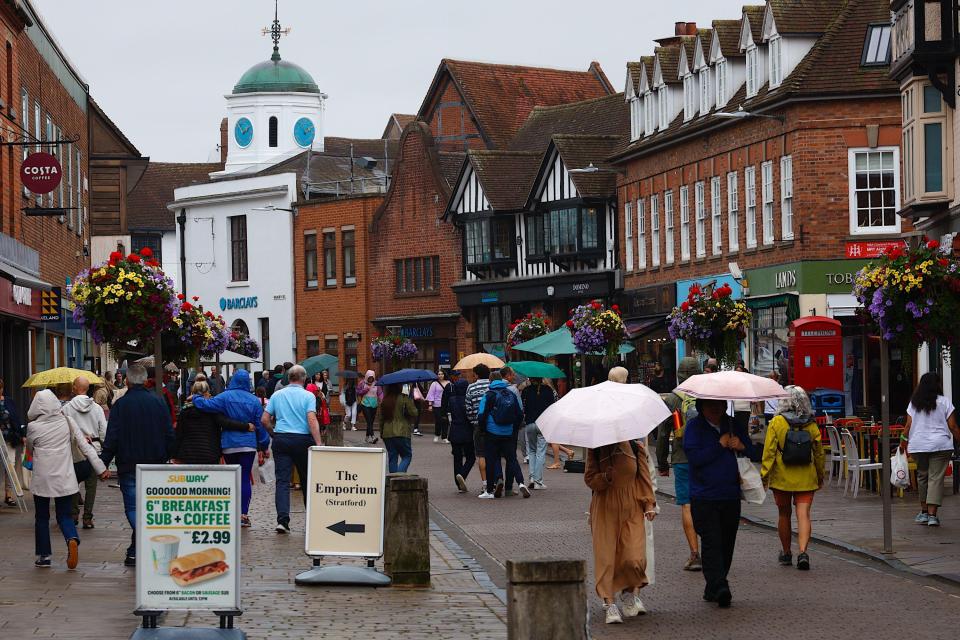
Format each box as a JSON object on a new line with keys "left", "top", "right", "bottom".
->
{"left": 383, "top": 474, "right": 430, "bottom": 587}
{"left": 507, "top": 559, "right": 587, "bottom": 640}
{"left": 325, "top": 413, "right": 343, "bottom": 446}
{"left": 880, "top": 339, "right": 893, "bottom": 553}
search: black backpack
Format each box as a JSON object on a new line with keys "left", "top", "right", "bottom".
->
{"left": 781, "top": 422, "right": 813, "bottom": 465}
{"left": 344, "top": 384, "right": 357, "bottom": 406}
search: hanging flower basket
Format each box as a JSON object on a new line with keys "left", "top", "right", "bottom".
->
{"left": 855, "top": 239, "right": 960, "bottom": 358}
{"left": 70, "top": 248, "right": 177, "bottom": 352}
{"left": 668, "top": 283, "right": 751, "bottom": 367}
{"left": 371, "top": 334, "right": 418, "bottom": 369}
{"left": 228, "top": 331, "right": 261, "bottom": 359}
{"left": 200, "top": 310, "right": 231, "bottom": 360}
{"left": 566, "top": 300, "right": 625, "bottom": 361}
{"left": 160, "top": 297, "right": 231, "bottom": 364}
{"left": 506, "top": 312, "right": 550, "bottom": 347}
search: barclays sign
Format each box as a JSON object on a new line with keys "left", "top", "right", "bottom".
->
{"left": 220, "top": 296, "right": 258, "bottom": 311}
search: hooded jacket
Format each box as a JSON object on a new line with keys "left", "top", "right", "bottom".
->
{"left": 101, "top": 385, "right": 176, "bottom": 474}
{"left": 447, "top": 379, "right": 472, "bottom": 444}
{"left": 357, "top": 371, "right": 384, "bottom": 406}
{"left": 62, "top": 394, "right": 108, "bottom": 459}
{"left": 478, "top": 380, "right": 523, "bottom": 437}
{"left": 192, "top": 369, "right": 270, "bottom": 451}
{"left": 28, "top": 389, "right": 105, "bottom": 497}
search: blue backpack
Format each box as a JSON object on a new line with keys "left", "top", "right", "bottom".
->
{"left": 489, "top": 388, "right": 521, "bottom": 430}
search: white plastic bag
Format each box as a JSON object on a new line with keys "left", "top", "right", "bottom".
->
{"left": 258, "top": 455, "right": 275, "bottom": 485}
{"left": 890, "top": 449, "right": 910, "bottom": 489}
{"left": 738, "top": 457, "right": 766, "bottom": 505}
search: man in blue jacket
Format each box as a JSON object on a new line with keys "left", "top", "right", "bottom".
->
{"left": 683, "top": 397, "right": 752, "bottom": 608}
{"left": 192, "top": 369, "right": 270, "bottom": 527}
{"left": 477, "top": 372, "right": 526, "bottom": 499}
{"left": 100, "top": 363, "right": 175, "bottom": 567}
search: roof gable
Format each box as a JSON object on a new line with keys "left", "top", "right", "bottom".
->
{"left": 739, "top": 12, "right": 756, "bottom": 51}
{"left": 625, "top": 62, "right": 642, "bottom": 99}
{"left": 548, "top": 135, "right": 619, "bottom": 199}
{"left": 711, "top": 19, "right": 744, "bottom": 61}
{"left": 464, "top": 150, "right": 541, "bottom": 211}
{"left": 677, "top": 43, "right": 691, "bottom": 78}
{"left": 694, "top": 30, "right": 712, "bottom": 70}
{"left": 762, "top": 3, "right": 778, "bottom": 40}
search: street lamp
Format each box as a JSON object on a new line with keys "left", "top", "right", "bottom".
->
{"left": 714, "top": 106, "right": 785, "bottom": 124}
{"left": 252, "top": 203, "right": 295, "bottom": 213}
{"left": 568, "top": 163, "right": 600, "bottom": 174}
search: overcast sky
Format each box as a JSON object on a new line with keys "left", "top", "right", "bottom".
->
{"left": 33, "top": 0, "right": 742, "bottom": 162}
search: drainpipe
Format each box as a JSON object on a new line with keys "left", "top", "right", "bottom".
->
{"left": 177, "top": 208, "right": 188, "bottom": 404}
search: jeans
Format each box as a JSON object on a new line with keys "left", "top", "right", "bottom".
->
{"left": 34, "top": 494, "right": 78, "bottom": 557}
{"left": 119, "top": 472, "right": 137, "bottom": 557}
{"left": 343, "top": 403, "right": 358, "bottom": 427}
{"left": 273, "top": 433, "right": 313, "bottom": 525}
{"left": 71, "top": 474, "right": 99, "bottom": 521}
{"left": 361, "top": 404, "right": 378, "bottom": 438}
{"left": 384, "top": 437, "right": 412, "bottom": 473}
{"left": 524, "top": 423, "right": 547, "bottom": 484}
{"left": 914, "top": 449, "right": 953, "bottom": 507}
{"left": 485, "top": 434, "right": 518, "bottom": 493}
{"left": 509, "top": 428, "right": 525, "bottom": 486}
{"left": 691, "top": 499, "right": 741, "bottom": 598}
{"left": 451, "top": 442, "right": 475, "bottom": 482}
{"left": 223, "top": 451, "right": 257, "bottom": 515}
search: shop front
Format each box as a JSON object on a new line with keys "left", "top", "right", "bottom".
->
{"left": 0, "top": 279, "right": 43, "bottom": 411}
{"left": 621, "top": 283, "right": 676, "bottom": 385}
{"left": 370, "top": 313, "right": 461, "bottom": 375}
{"left": 674, "top": 273, "right": 745, "bottom": 363}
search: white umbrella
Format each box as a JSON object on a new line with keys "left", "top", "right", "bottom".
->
{"left": 674, "top": 370, "right": 790, "bottom": 401}
{"left": 536, "top": 381, "right": 671, "bottom": 449}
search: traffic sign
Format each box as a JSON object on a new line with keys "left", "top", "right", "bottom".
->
{"left": 304, "top": 446, "right": 386, "bottom": 558}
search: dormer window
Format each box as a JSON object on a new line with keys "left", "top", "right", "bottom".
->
{"left": 715, "top": 58, "right": 727, "bottom": 107}
{"left": 658, "top": 86, "right": 669, "bottom": 130}
{"left": 683, "top": 73, "right": 696, "bottom": 122}
{"left": 644, "top": 92, "right": 656, "bottom": 136}
{"left": 746, "top": 44, "right": 759, "bottom": 97}
{"left": 769, "top": 35, "right": 782, "bottom": 88}
{"left": 630, "top": 96, "right": 643, "bottom": 141}
{"left": 699, "top": 67, "right": 712, "bottom": 115}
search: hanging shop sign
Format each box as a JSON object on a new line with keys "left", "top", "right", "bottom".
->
{"left": 21, "top": 152, "right": 62, "bottom": 195}
{"left": 136, "top": 465, "right": 241, "bottom": 611}
{"left": 40, "top": 287, "right": 61, "bottom": 322}
{"left": 745, "top": 260, "right": 872, "bottom": 296}
{"left": 623, "top": 283, "right": 675, "bottom": 318}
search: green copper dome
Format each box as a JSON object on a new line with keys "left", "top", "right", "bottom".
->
{"left": 232, "top": 48, "right": 319, "bottom": 94}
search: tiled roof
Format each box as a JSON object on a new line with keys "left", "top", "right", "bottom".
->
{"left": 695, "top": 29, "right": 713, "bottom": 67}
{"left": 552, "top": 135, "right": 621, "bottom": 198}
{"left": 321, "top": 137, "right": 400, "bottom": 159}
{"left": 712, "top": 19, "right": 744, "bottom": 58}
{"left": 127, "top": 162, "right": 222, "bottom": 231}
{"left": 421, "top": 58, "right": 614, "bottom": 149}
{"left": 742, "top": 5, "right": 766, "bottom": 44}
{"left": 655, "top": 46, "right": 682, "bottom": 85}
{"left": 509, "top": 93, "right": 629, "bottom": 154}
{"left": 770, "top": 0, "right": 840, "bottom": 34}
{"left": 438, "top": 151, "right": 467, "bottom": 189}
{"left": 626, "top": 61, "right": 643, "bottom": 95}
{"left": 257, "top": 138, "right": 399, "bottom": 196}
{"left": 382, "top": 113, "right": 416, "bottom": 138}
{"left": 678, "top": 36, "right": 698, "bottom": 74}
{"left": 467, "top": 151, "right": 542, "bottom": 211}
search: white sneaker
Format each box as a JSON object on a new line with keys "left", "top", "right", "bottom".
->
{"left": 443, "top": 439, "right": 450, "bottom": 444}
{"left": 604, "top": 604, "right": 623, "bottom": 624}
{"left": 434, "top": 436, "right": 440, "bottom": 443}
{"left": 519, "top": 484, "right": 531, "bottom": 498}
{"left": 523, "top": 456, "right": 529, "bottom": 464}
{"left": 531, "top": 480, "right": 546, "bottom": 490}
{"left": 621, "top": 593, "right": 647, "bottom": 617}
{"left": 478, "top": 491, "right": 495, "bottom": 499}
{"left": 455, "top": 474, "right": 467, "bottom": 493}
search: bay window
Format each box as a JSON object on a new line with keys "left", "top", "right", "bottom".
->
{"left": 901, "top": 81, "right": 951, "bottom": 208}
{"left": 466, "top": 216, "right": 514, "bottom": 265}
{"left": 521, "top": 205, "right": 604, "bottom": 261}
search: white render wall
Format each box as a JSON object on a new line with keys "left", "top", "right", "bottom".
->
{"left": 171, "top": 172, "right": 299, "bottom": 372}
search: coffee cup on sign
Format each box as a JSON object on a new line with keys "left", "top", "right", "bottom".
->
{"left": 150, "top": 534, "right": 180, "bottom": 575}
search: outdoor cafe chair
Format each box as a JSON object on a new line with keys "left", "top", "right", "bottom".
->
{"left": 825, "top": 425, "right": 844, "bottom": 486}
{"left": 841, "top": 428, "right": 883, "bottom": 499}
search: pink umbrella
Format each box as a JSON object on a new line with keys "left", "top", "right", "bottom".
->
{"left": 674, "top": 371, "right": 790, "bottom": 401}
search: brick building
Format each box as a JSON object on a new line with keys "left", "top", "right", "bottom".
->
{"left": 611, "top": 0, "right": 907, "bottom": 413}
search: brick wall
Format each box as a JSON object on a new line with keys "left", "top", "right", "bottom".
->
{"left": 421, "top": 77, "right": 485, "bottom": 152}
{"left": 617, "top": 97, "right": 906, "bottom": 290}
{"left": 0, "top": 10, "right": 22, "bottom": 239}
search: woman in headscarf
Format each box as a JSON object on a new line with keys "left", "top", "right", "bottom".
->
{"left": 760, "top": 385, "right": 824, "bottom": 571}
{"left": 584, "top": 366, "right": 657, "bottom": 624}
{"left": 26, "top": 389, "right": 107, "bottom": 569}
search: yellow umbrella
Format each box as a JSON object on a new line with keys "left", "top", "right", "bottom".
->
{"left": 23, "top": 367, "right": 103, "bottom": 388}
{"left": 453, "top": 352, "right": 505, "bottom": 371}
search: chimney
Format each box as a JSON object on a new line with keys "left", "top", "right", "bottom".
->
{"left": 686, "top": 22, "right": 698, "bottom": 36}
{"left": 219, "top": 118, "right": 228, "bottom": 164}
{"left": 675, "top": 21, "right": 686, "bottom": 36}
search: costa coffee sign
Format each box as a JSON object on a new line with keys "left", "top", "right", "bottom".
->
{"left": 21, "top": 152, "right": 62, "bottom": 195}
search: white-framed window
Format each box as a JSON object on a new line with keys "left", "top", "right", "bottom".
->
{"left": 644, "top": 92, "right": 656, "bottom": 136}
{"left": 637, "top": 198, "right": 647, "bottom": 269}
{"left": 45, "top": 115, "right": 53, "bottom": 209}
{"left": 694, "top": 181, "right": 706, "bottom": 257}
{"left": 664, "top": 190, "right": 675, "bottom": 264}
{"left": 727, "top": 171, "right": 739, "bottom": 252}
{"left": 683, "top": 74, "right": 695, "bottom": 122}
{"left": 746, "top": 44, "right": 759, "bottom": 97}
{"left": 699, "top": 67, "right": 711, "bottom": 115}
{"left": 679, "top": 186, "right": 690, "bottom": 261}
{"left": 711, "top": 176, "right": 722, "bottom": 255}
{"left": 715, "top": 58, "right": 727, "bottom": 107}
{"left": 651, "top": 195, "right": 661, "bottom": 267}
{"left": 849, "top": 147, "right": 901, "bottom": 234}
{"left": 745, "top": 166, "right": 757, "bottom": 248}
{"left": 780, "top": 155, "right": 793, "bottom": 240}
{"left": 769, "top": 36, "right": 782, "bottom": 88}
{"left": 658, "top": 86, "right": 669, "bottom": 130}
{"left": 761, "top": 160, "right": 774, "bottom": 245}
{"left": 624, "top": 200, "right": 634, "bottom": 270}
{"left": 630, "top": 97, "right": 645, "bottom": 141}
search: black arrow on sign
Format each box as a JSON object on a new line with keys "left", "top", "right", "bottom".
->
{"left": 327, "top": 520, "right": 366, "bottom": 536}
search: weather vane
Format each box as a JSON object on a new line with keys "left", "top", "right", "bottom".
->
{"left": 262, "top": 0, "right": 290, "bottom": 58}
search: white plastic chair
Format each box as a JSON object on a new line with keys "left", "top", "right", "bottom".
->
{"left": 825, "top": 425, "right": 844, "bottom": 486}
{"left": 841, "top": 429, "right": 882, "bottom": 498}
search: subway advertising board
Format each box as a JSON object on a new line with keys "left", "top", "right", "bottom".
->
{"left": 136, "top": 465, "right": 241, "bottom": 611}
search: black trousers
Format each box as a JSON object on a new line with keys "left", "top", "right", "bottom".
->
{"left": 691, "top": 499, "right": 741, "bottom": 598}
{"left": 436, "top": 414, "right": 450, "bottom": 440}
{"left": 451, "top": 442, "right": 475, "bottom": 482}
{"left": 361, "top": 404, "right": 377, "bottom": 437}
{"left": 485, "top": 434, "right": 519, "bottom": 493}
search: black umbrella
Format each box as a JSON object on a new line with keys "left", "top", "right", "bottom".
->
{"left": 335, "top": 370, "right": 361, "bottom": 379}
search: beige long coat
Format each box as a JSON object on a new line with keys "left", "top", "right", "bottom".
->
{"left": 26, "top": 389, "right": 105, "bottom": 498}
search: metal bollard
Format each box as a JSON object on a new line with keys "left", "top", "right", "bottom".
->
{"left": 507, "top": 558, "right": 587, "bottom": 640}
{"left": 383, "top": 474, "right": 430, "bottom": 587}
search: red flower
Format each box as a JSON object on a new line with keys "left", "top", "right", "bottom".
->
{"left": 712, "top": 291, "right": 720, "bottom": 299}
{"left": 591, "top": 302, "right": 601, "bottom": 310}
{"left": 526, "top": 313, "right": 532, "bottom": 319}
{"left": 927, "top": 240, "right": 940, "bottom": 250}
{"left": 544, "top": 318, "right": 551, "bottom": 325}
{"left": 139, "top": 247, "right": 153, "bottom": 258}
{"left": 566, "top": 320, "right": 574, "bottom": 328}
{"left": 108, "top": 251, "right": 123, "bottom": 262}
{"left": 180, "top": 302, "right": 193, "bottom": 312}
{"left": 939, "top": 258, "right": 950, "bottom": 267}
{"left": 192, "top": 296, "right": 199, "bottom": 302}
{"left": 145, "top": 260, "right": 159, "bottom": 268}
{"left": 535, "top": 312, "right": 542, "bottom": 318}
{"left": 690, "top": 284, "right": 701, "bottom": 295}
{"left": 681, "top": 301, "right": 690, "bottom": 311}
{"left": 177, "top": 293, "right": 185, "bottom": 300}
{"left": 127, "top": 254, "right": 141, "bottom": 263}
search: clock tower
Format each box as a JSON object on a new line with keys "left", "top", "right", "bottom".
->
{"left": 221, "top": 5, "right": 326, "bottom": 174}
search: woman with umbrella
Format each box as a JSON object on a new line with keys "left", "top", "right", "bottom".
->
{"left": 357, "top": 371, "right": 383, "bottom": 444}
{"left": 380, "top": 383, "right": 418, "bottom": 473}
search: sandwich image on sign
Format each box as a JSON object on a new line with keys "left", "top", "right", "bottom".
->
{"left": 169, "top": 548, "right": 229, "bottom": 587}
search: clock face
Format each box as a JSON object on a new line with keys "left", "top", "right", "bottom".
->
{"left": 234, "top": 117, "right": 253, "bottom": 148}
{"left": 293, "top": 117, "right": 315, "bottom": 147}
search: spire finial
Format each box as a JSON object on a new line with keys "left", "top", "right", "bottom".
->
{"left": 261, "top": 0, "right": 290, "bottom": 62}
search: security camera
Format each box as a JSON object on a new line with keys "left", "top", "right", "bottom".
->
{"left": 728, "top": 262, "right": 743, "bottom": 280}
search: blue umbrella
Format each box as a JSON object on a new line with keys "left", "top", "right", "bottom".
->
{"left": 377, "top": 368, "right": 438, "bottom": 386}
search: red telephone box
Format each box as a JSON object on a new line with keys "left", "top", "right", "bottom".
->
{"left": 788, "top": 316, "right": 843, "bottom": 393}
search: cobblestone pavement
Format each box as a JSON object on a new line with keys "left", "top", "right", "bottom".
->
{"left": 0, "top": 471, "right": 505, "bottom": 639}
{"left": 346, "top": 430, "right": 960, "bottom": 639}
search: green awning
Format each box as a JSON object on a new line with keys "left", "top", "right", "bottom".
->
{"left": 746, "top": 294, "right": 800, "bottom": 320}
{"left": 511, "top": 327, "right": 635, "bottom": 358}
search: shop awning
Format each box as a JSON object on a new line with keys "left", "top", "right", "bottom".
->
{"left": 0, "top": 261, "right": 51, "bottom": 291}
{"left": 624, "top": 316, "right": 665, "bottom": 340}
{"left": 745, "top": 293, "right": 799, "bottom": 320}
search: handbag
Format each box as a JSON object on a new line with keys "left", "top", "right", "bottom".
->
{"left": 781, "top": 422, "right": 813, "bottom": 465}
{"left": 737, "top": 457, "right": 766, "bottom": 504}
{"left": 73, "top": 460, "right": 93, "bottom": 483}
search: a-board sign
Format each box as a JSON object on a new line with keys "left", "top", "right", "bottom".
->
{"left": 305, "top": 446, "right": 386, "bottom": 557}
{"left": 136, "top": 465, "right": 241, "bottom": 611}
